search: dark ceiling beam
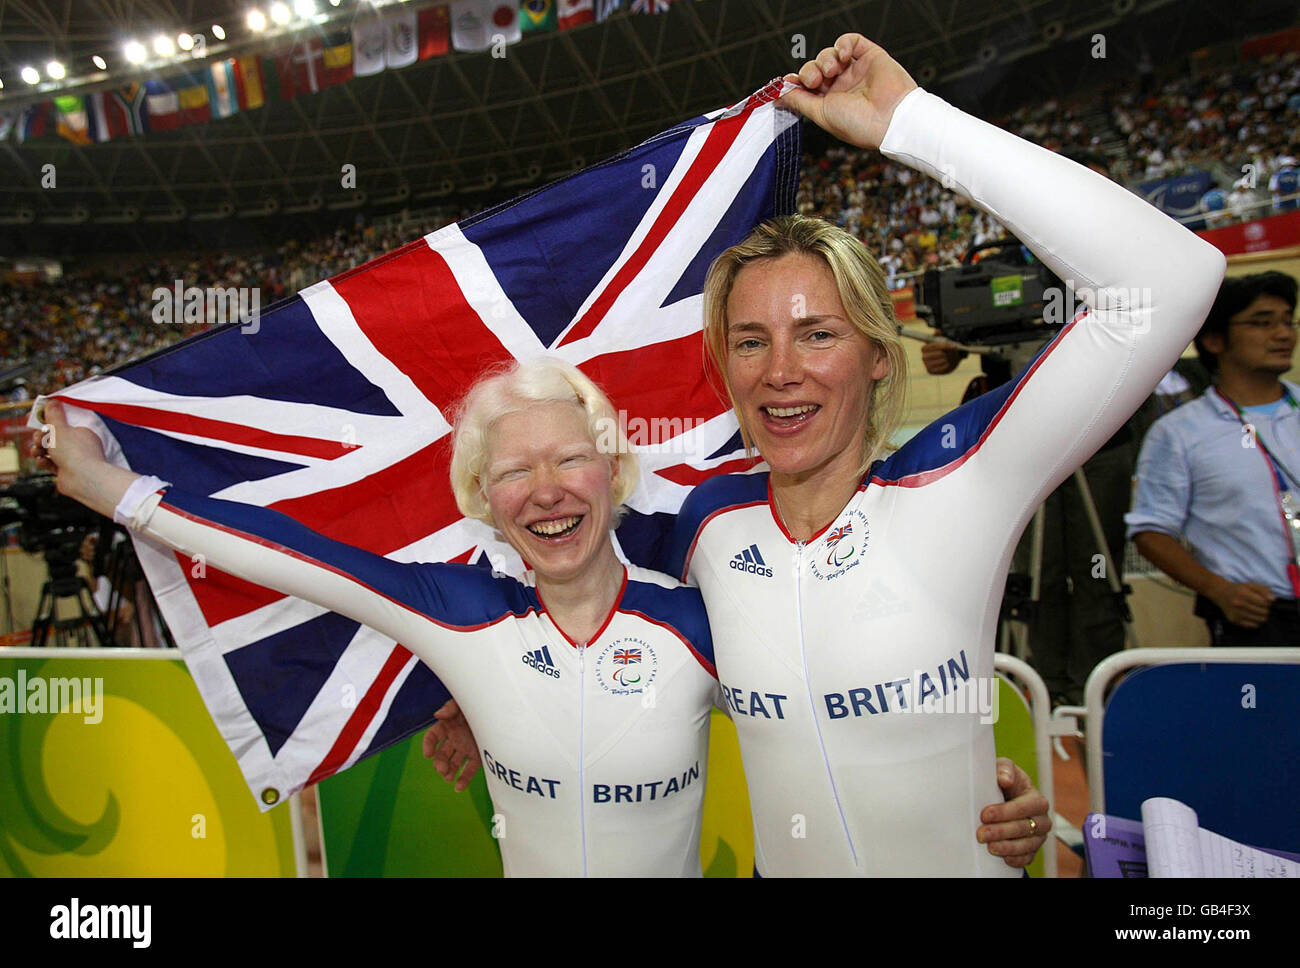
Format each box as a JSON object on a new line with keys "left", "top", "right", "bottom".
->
{"left": 501, "top": 46, "right": 572, "bottom": 171}
{"left": 612, "top": 14, "right": 684, "bottom": 118}
{"left": 442, "top": 54, "right": 512, "bottom": 159}
{"left": 681, "top": 0, "right": 743, "bottom": 103}
{"left": 337, "top": 79, "right": 404, "bottom": 191}
{"left": 390, "top": 68, "right": 466, "bottom": 182}
{"left": 554, "top": 28, "right": 624, "bottom": 136}
{"left": 122, "top": 134, "right": 187, "bottom": 212}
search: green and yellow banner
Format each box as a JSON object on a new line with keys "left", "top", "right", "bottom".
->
{"left": 0, "top": 649, "right": 298, "bottom": 877}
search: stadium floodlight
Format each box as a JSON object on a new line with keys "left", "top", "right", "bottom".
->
{"left": 330, "top": 0, "right": 341, "bottom": 6}
{"left": 153, "top": 35, "right": 176, "bottom": 57}
{"left": 212, "top": 24, "right": 227, "bottom": 40}
{"left": 46, "top": 61, "right": 66, "bottom": 80}
{"left": 178, "top": 33, "right": 195, "bottom": 51}
{"left": 247, "top": 9, "right": 268, "bottom": 32}
{"left": 270, "top": 3, "right": 292, "bottom": 25}
{"left": 21, "top": 66, "right": 40, "bottom": 85}
{"left": 124, "top": 40, "right": 147, "bottom": 64}
{"left": 92, "top": 55, "right": 108, "bottom": 70}
{"left": 294, "top": 0, "right": 317, "bottom": 17}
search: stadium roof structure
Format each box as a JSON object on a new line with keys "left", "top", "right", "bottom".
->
{"left": 0, "top": 0, "right": 1283, "bottom": 247}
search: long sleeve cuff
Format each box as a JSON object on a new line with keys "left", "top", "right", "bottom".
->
{"left": 114, "top": 475, "right": 171, "bottom": 530}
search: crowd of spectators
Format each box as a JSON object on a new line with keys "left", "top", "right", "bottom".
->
{"left": 1114, "top": 52, "right": 1300, "bottom": 187}
{"left": 797, "top": 146, "right": 1016, "bottom": 284}
{"left": 4, "top": 48, "right": 1299, "bottom": 402}
{"left": 1, "top": 217, "right": 455, "bottom": 401}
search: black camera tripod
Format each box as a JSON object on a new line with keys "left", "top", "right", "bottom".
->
{"left": 30, "top": 543, "right": 112, "bottom": 648}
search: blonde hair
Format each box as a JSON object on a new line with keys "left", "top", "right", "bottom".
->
{"left": 449, "top": 357, "right": 638, "bottom": 525}
{"left": 702, "top": 215, "right": 908, "bottom": 474}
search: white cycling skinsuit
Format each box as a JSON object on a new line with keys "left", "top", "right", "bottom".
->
{"left": 665, "top": 88, "right": 1226, "bottom": 876}
{"left": 116, "top": 482, "right": 718, "bottom": 877}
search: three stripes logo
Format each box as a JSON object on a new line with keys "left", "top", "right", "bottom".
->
{"left": 729, "top": 544, "right": 774, "bottom": 578}
{"left": 522, "top": 645, "right": 561, "bottom": 679}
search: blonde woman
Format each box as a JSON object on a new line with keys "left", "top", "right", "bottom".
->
{"left": 663, "top": 33, "right": 1224, "bottom": 875}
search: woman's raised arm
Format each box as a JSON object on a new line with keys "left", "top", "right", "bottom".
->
{"left": 783, "top": 33, "right": 1225, "bottom": 521}
{"left": 30, "top": 400, "right": 503, "bottom": 665}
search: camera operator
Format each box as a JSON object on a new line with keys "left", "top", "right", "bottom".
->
{"left": 78, "top": 531, "right": 139, "bottom": 647}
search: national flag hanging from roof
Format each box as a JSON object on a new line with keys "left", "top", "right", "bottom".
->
{"left": 558, "top": 0, "right": 594, "bottom": 30}
{"left": 207, "top": 60, "right": 240, "bottom": 119}
{"left": 273, "top": 37, "right": 352, "bottom": 98}
{"left": 44, "top": 79, "right": 799, "bottom": 808}
{"left": 385, "top": 9, "right": 419, "bottom": 68}
{"left": 418, "top": 4, "right": 451, "bottom": 59}
{"left": 54, "top": 95, "right": 92, "bottom": 145}
{"left": 113, "top": 82, "right": 150, "bottom": 135}
{"left": 521, "top": 0, "right": 558, "bottom": 33}
{"left": 176, "top": 73, "right": 212, "bottom": 127}
{"left": 489, "top": 2, "right": 522, "bottom": 43}
{"left": 233, "top": 56, "right": 266, "bottom": 110}
{"left": 145, "top": 79, "right": 181, "bottom": 130}
{"left": 322, "top": 32, "right": 354, "bottom": 85}
{"left": 356, "top": 7, "right": 441, "bottom": 74}
{"left": 16, "top": 102, "right": 53, "bottom": 143}
{"left": 86, "top": 92, "right": 117, "bottom": 141}
{"left": 353, "top": 12, "right": 388, "bottom": 76}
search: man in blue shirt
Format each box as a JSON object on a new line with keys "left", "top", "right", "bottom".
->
{"left": 1127, "top": 271, "right": 1300, "bottom": 646}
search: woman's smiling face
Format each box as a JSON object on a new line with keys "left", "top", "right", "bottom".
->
{"left": 484, "top": 400, "right": 619, "bottom": 583}
{"left": 725, "top": 252, "right": 888, "bottom": 482}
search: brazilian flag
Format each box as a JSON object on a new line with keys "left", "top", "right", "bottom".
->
{"left": 521, "top": 0, "right": 557, "bottom": 33}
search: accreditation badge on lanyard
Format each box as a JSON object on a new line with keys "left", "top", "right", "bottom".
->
{"left": 1220, "top": 387, "right": 1300, "bottom": 598}
{"left": 1280, "top": 489, "right": 1300, "bottom": 597}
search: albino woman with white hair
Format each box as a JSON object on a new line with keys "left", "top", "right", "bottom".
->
{"left": 31, "top": 358, "right": 720, "bottom": 877}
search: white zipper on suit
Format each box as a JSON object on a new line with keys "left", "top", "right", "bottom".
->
{"left": 792, "top": 537, "right": 858, "bottom": 865}
{"left": 578, "top": 640, "right": 588, "bottom": 877}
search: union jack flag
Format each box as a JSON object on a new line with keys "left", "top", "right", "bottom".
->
{"left": 631, "top": 0, "right": 674, "bottom": 13}
{"left": 44, "top": 79, "right": 798, "bottom": 808}
{"left": 825, "top": 523, "right": 853, "bottom": 547}
{"left": 612, "top": 648, "right": 642, "bottom": 665}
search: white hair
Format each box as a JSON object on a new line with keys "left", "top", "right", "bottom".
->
{"left": 449, "top": 357, "right": 639, "bottom": 525}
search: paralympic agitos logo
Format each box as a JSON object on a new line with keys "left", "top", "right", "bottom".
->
{"left": 810, "top": 509, "right": 869, "bottom": 581}
{"left": 594, "top": 637, "right": 658, "bottom": 695}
